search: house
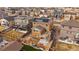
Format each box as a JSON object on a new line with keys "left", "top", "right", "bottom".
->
{"left": 63, "top": 12, "right": 76, "bottom": 21}
{"left": 3, "top": 29, "right": 24, "bottom": 41}
{"left": 59, "top": 16, "right": 79, "bottom": 47}
{"left": 7, "top": 8, "right": 18, "bottom": 16}
{"left": 14, "top": 16, "right": 29, "bottom": 26}
{"left": 14, "top": 16, "right": 32, "bottom": 33}
{"left": 54, "top": 15, "right": 79, "bottom": 51}
{"left": 22, "top": 17, "right": 54, "bottom": 50}
{"left": 0, "top": 18, "right": 9, "bottom": 28}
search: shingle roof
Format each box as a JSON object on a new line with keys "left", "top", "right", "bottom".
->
{"left": 61, "top": 20, "right": 79, "bottom": 28}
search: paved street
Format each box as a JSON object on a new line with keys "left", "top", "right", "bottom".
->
{"left": 0, "top": 41, "right": 23, "bottom": 51}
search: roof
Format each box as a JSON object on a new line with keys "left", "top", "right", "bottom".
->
{"left": 5, "top": 16, "right": 16, "bottom": 21}
{"left": 38, "top": 39, "right": 48, "bottom": 46}
{"left": 33, "top": 26, "right": 45, "bottom": 32}
{"left": 63, "top": 12, "right": 76, "bottom": 15}
{"left": 61, "top": 20, "right": 79, "bottom": 28}
{"left": 32, "top": 17, "right": 50, "bottom": 22}
{"left": 14, "top": 16, "right": 32, "bottom": 20}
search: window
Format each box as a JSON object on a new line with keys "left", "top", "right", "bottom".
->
{"left": 69, "top": 26, "right": 72, "bottom": 29}
{"left": 46, "top": 24, "right": 48, "bottom": 26}
{"left": 41, "top": 37, "right": 44, "bottom": 39}
{"left": 70, "top": 31, "right": 72, "bottom": 34}
{"left": 33, "top": 30, "right": 36, "bottom": 32}
{"left": 62, "top": 25, "right": 64, "bottom": 28}
{"left": 34, "top": 23, "right": 35, "bottom": 24}
{"left": 33, "top": 30, "right": 38, "bottom": 32}
{"left": 75, "top": 33, "right": 79, "bottom": 39}
{"left": 67, "top": 31, "right": 69, "bottom": 34}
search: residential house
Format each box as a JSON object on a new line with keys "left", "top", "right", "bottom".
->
{"left": 22, "top": 17, "right": 54, "bottom": 50}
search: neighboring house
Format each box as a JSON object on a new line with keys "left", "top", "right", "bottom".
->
{"left": 63, "top": 12, "right": 76, "bottom": 21}
{"left": 60, "top": 18, "right": 79, "bottom": 43}
{"left": 53, "top": 8, "right": 63, "bottom": 21}
{"left": 0, "top": 36, "right": 3, "bottom": 43}
{"left": 0, "top": 18, "right": 9, "bottom": 27}
{"left": 14, "top": 16, "right": 29, "bottom": 26}
{"left": 7, "top": 8, "right": 18, "bottom": 16}
{"left": 56, "top": 17, "right": 79, "bottom": 51}
{"left": 0, "top": 36, "right": 8, "bottom": 49}
{"left": 14, "top": 16, "right": 32, "bottom": 32}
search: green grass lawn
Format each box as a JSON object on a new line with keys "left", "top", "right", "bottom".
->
{"left": 20, "top": 45, "right": 42, "bottom": 51}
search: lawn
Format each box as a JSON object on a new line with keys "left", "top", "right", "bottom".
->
{"left": 20, "top": 45, "right": 42, "bottom": 51}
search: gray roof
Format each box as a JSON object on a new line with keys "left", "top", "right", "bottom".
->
{"left": 61, "top": 20, "right": 79, "bottom": 28}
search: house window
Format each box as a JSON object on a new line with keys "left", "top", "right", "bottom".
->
{"left": 62, "top": 25, "right": 64, "bottom": 28}
{"left": 33, "top": 30, "right": 35, "bottom": 32}
{"left": 46, "top": 24, "right": 48, "bottom": 26}
{"left": 69, "top": 26, "right": 72, "bottom": 29}
{"left": 70, "top": 31, "right": 72, "bottom": 34}
{"left": 34, "top": 30, "right": 38, "bottom": 32}
{"left": 34, "top": 23, "right": 35, "bottom": 24}
{"left": 41, "top": 37, "right": 44, "bottom": 39}
{"left": 75, "top": 33, "right": 79, "bottom": 39}
{"left": 67, "top": 31, "right": 69, "bottom": 34}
